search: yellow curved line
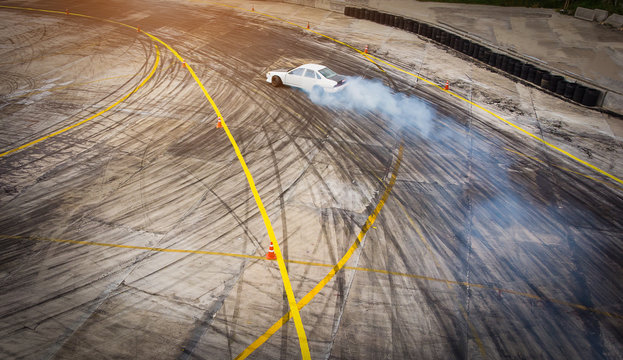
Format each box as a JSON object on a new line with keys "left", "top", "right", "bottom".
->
{"left": 0, "top": 6, "right": 311, "bottom": 359}
{"left": 0, "top": 44, "right": 160, "bottom": 158}
{"left": 235, "top": 145, "right": 403, "bottom": 360}
{"left": 139, "top": 23, "right": 313, "bottom": 360}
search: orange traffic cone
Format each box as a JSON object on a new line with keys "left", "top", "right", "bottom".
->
{"left": 137, "top": 26, "right": 141, "bottom": 33}
{"left": 182, "top": 62, "right": 187, "bottom": 68}
{"left": 307, "top": 22, "right": 310, "bottom": 29}
{"left": 65, "top": 9, "right": 69, "bottom": 15}
{"left": 216, "top": 117, "right": 223, "bottom": 128}
{"left": 364, "top": 45, "right": 369, "bottom": 54}
{"left": 444, "top": 80, "right": 449, "bottom": 90}
{"left": 266, "top": 242, "right": 277, "bottom": 260}
{"left": 252, "top": 5, "right": 255, "bottom": 11}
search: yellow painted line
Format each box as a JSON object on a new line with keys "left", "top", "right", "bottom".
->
{"left": 1, "top": 8, "right": 310, "bottom": 357}
{"left": 200, "top": 0, "right": 623, "bottom": 188}
{"left": 362, "top": 53, "right": 623, "bottom": 187}
{"left": 4, "top": 232, "right": 622, "bottom": 321}
{"left": 0, "top": 44, "right": 160, "bottom": 158}
{"left": 0, "top": 234, "right": 265, "bottom": 260}
{"left": 234, "top": 144, "right": 404, "bottom": 360}
{"left": 503, "top": 147, "right": 623, "bottom": 191}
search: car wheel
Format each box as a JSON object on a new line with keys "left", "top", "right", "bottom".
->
{"left": 271, "top": 75, "right": 282, "bottom": 87}
{"left": 311, "top": 85, "right": 325, "bottom": 97}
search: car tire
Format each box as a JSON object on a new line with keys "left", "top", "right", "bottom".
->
{"left": 311, "top": 85, "right": 324, "bottom": 97}
{"left": 271, "top": 75, "right": 282, "bottom": 87}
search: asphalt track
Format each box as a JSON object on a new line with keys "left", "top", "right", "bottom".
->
{"left": 0, "top": 1, "right": 622, "bottom": 359}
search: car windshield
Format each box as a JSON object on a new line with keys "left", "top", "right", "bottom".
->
{"left": 318, "top": 67, "right": 337, "bottom": 79}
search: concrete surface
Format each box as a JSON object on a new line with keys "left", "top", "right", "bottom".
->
{"left": 0, "top": 0, "right": 622, "bottom": 359}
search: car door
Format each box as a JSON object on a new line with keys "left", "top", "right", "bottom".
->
{"left": 301, "top": 69, "right": 318, "bottom": 91}
{"left": 285, "top": 67, "right": 305, "bottom": 88}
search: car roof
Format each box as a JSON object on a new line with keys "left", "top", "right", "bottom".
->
{"left": 299, "top": 64, "right": 327, "bottom": 71}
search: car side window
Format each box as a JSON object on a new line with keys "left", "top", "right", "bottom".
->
{"left": 315, "top": 72, "right": 322, "bottom": 79}
{"left": 304, "top": 69, "right": 316, "bottom": 78}
{"left": 289, "top": 68, "right": 305, "bottom": 76}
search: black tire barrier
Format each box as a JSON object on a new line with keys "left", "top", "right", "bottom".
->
{"left": 573, "top": 85, "right": 587, "bottom": 103}
{"left": 450, "top": 35, "right": 458, "bottom": 48}
{"left": 417, "top": 23, "right": 425, "bottom": 35}
{"left": 404, "top": 19, "right": 413, "bottom": 32}
{"left": 555, "top": 79, "right": 567, "bottom": 95}
{"left": 513, "top": 61, "right": 523, "bottom": 77}
{"left": 500, "top": 55, "right": 509, "bottom": 70}
{"left": 462, "top": 40, "right": 470, "bottom": 54}
{"left": 343, "top": 10, "right": 603, "bottom": 111}
{"left": 563, "top": 82, "right": 576, "bottom": 98}
{"left": 477, "top": 47, "right": 485, "bottom": 60}
{"left": 550, "top": 75, "right": 563, "bottom": 92}
{"left": 520, "top": 63, "right": 532, "bottom": 80}
{"left": 438, "top": 31, "right": 445, "bottom": 44}
{"left": 582, "top": 88, "right": 600, "bottom": 106}
{"left": 481, "top": 48, "right": 491, "bottom": 63}
{"left": 505, "top": 59, "right": 516, "bottom": 73}
{"left": 533, "top": 69, "right": 543, "bottom": 86}
{"left": 540, "top": 72, "right": 551, "bottom": 89}
{"left": 473, "top": 45, "right": 482, "bottom": 59}
{"left": 442, "top": 32, "right": 451, "bottom": 45}
{"left": 499, "top": 55, "right": 508, "bottom": 71}
{"left": 396, "top": 16, "right": 404, "bottom": 28}
{"left": 431, "top": 27, "right": 439, "bottom": 40}
{"left": 423, "top": 25, "right": 431, "bottom": 38}
{"left": 527, "top": 67, "right": 536, "bottom": 83}
{"left": 439, "top": 31, "right": 446, "bottom": 44}
{"left": 411, "top": 21, "right": 420, "bottom": 33}
{"left": 454, "top": 38, "right": 463, "bottom": 51}
{"left": 495, "top": 54, "right": 504, "bottom": 68}
{"left": 469, "top": 43, "right": 478, "bottom": 57}
{"left": 488, "top": 52, "right": 497, "bottom": 66}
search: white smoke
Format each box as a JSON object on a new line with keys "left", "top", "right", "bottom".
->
{"left": 306, "top": 76, "right": 435, "bottom": 135}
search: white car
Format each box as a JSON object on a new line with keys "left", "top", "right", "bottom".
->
{"left": 266, "top": 64, "right": 347, "bottom": 93}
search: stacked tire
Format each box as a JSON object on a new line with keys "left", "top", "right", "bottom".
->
{"left": 343, "top": 6, "right": 603, "bottom": 107}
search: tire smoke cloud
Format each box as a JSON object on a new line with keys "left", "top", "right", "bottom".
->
{"left": 306, "top": 76, "right": 435, "bottom": 135}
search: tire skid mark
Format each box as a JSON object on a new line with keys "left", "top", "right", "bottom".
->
{"left": 234, "top": 144, "right": 403, "bottom": 359}
{"left": 0, "top": 36, "right": 156, "bottom": 157}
